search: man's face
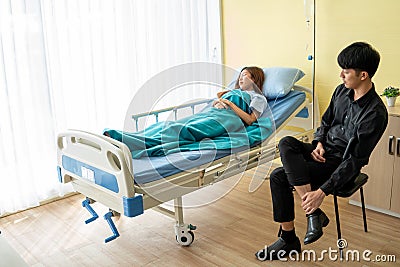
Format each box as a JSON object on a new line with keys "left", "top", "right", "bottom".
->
{"left": 339, "top": 68, "right": 363, "bottom": 89}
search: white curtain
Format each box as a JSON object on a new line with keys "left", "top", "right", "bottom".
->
{"left": 0, "top": 0, "right": 222, "bottom": 215}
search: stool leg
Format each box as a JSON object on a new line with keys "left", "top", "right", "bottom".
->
{"left": 360, "top": 187, "right": 368, "bottom": 232}
{"left": 333, "top": 195, "right": 343, "bottom": 260}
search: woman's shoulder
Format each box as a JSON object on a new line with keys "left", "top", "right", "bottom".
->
{"left": 247, "top": 90, "right": 267, "bottom": 100}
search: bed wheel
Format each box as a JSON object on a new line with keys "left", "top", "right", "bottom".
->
{"left": 174, "top": 223, "right": 196, "bottom": 246}
{"left": 175, "top": 231, "right": 194, "bottom": 246}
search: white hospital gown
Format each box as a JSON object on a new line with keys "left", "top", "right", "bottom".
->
{"left": 246, "top": 90, "right": 268, "bottom": 117}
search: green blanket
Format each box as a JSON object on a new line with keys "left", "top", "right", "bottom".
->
{"left": 104, "top": 89, "right": 272, "bottom": 158}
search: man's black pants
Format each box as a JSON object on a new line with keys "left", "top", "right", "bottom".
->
{"left": 270, "top": 136, "right": 341, "bottom": 222}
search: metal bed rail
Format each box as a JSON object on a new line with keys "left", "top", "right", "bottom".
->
{"left": 131, "top": 98, "right": 215, "bottom": 131}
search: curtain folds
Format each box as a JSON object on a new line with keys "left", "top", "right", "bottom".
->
{"left": 0, "top": 0, "right": 221, "bottom": 215}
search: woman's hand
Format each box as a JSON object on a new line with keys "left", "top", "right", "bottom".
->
{"left": 218, "top": 98, "right": 232, "bottom": 107}
{"left": 219, "top": 98, "right": 257, "bottom": 125}
{"left": 311, "top": 142, "right": 326, "bottom": 163}
{"left": 213, "top": 99, "right": 228, "bottom": 109}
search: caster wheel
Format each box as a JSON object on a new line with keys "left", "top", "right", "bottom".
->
{"left": 176, "top": 231, "right": 195, "bottom": 246}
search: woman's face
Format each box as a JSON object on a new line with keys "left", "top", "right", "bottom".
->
{"left": 238, "top": 69, "right": 254, "bottom": 91}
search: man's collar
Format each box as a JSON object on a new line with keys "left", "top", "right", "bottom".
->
{"left": 346, "top": 83, "right": 376, "bottom": 107}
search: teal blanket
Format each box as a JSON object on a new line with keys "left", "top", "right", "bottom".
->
{"left": 105, "top": 90, "right": 273, "bottom": 159}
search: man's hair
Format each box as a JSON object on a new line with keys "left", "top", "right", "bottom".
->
{"left": 337, "top": 42, "right": 380, "bottom": 78}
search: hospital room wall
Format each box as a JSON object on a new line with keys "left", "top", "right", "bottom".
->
{"left": 221, "top": 0, "right": 400, "bottom": 113}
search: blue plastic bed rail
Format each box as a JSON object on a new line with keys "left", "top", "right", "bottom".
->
{"left": 82, "top": 199, "right": 99, "bottom": 224}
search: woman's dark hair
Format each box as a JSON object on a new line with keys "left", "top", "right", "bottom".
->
{"left": 234, "top": 66, "right": 265, "bottom": 94}
{"left": 337, "top": 42, "right": 380, "bottom": 78}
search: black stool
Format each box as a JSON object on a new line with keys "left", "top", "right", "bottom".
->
{"left": 333, "top": 172, "right": 368, "bottom": 259}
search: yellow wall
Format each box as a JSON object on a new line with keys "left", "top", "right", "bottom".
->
{"left": 221, "top": 0, "right": 400, "bottom": 112}
{"left": 221, "top": 0, "right": 314, "bottom": 88}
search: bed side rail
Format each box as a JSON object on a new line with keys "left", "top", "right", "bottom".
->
{"left": 131, "top": 98, "right": 214, "bottom": 131}
{"left": 293, "top": 84, "right": 312, "bottom": 94}
{"left": 293, "top": 84, "right": 320, "bottom": 127}
{"left": 57, "top": 130, "right": 142, "bottom": 217}
{"left": 284, "top": 85, "right": 314, "bottom": 132}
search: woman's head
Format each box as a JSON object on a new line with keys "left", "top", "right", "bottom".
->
{"left": 234, "top": 66, "right": 265, "bottom": 94}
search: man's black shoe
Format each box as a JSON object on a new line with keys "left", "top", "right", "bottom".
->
{"left": 255, "top": 237, "right": 301, "bottom": 261}
{"left": 304, "top": 210, "right": 329, "bottom": 245}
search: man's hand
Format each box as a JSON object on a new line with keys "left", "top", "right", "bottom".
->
{"left": 311, "top": 142, "right": 326, "bottom": 163}
{"left": 301, "top": 189, "right": 325, "bottom": 214}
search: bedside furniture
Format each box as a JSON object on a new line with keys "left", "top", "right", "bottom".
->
{"left": 349, "top": 105, "right": 400, "bottom": 217}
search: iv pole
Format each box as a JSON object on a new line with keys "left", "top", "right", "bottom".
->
{"left": 305, "top": 0, "right": 317, "bottom": 129}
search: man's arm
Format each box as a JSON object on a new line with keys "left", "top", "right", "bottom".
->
{"left": 319, "top": 107, "right": 388, "bottom": 195}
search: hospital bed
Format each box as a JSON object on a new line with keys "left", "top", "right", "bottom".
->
{"left": 57, "top": 84, "right": 314, "bottom": 245}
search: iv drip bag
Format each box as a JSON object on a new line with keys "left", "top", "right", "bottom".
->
{"left": 304, "top": 0, "right": 314, "bottom": 22}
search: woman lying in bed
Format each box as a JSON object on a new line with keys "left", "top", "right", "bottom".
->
{"left": 104, "top": 66, "right": 273, "bottom": 158}
{"left": 214, "top": 66, "right": 267, "bottom": 125}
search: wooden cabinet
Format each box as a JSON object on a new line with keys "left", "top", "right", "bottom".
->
{"left": 390, "top": 119, "right": 400, "bottom": 213}
{"left": 350, "top": 106, "right": 400, "bottom": 217}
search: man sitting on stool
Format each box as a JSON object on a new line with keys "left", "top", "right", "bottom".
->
{"left": 256, "top": 41, "right": 388, "bottom": 261}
